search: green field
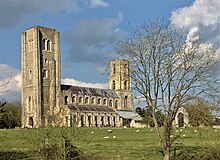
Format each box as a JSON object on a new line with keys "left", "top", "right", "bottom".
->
{"left": 0, "top": 127, "right": 220, "bottom": 159}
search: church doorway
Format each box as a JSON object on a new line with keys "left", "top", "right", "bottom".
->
{"left": 178, "top": 113, "right": 184, "bottom": 127}
{"left": 28, "top": 117, "right": 34, "bottom": 128}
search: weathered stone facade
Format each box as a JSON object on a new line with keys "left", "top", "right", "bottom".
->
{"left": 21, "top": 26, "right": 136, "bottom": 128}
{"left": 22, "top": 26, "right": 61, "bottom": 128}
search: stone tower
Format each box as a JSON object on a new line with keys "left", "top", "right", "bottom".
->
{"left": 109, "top": 60, "right": 134, "bottom": 111}
{"left": 21, "top": 26, "right": 61, "bottom": 128}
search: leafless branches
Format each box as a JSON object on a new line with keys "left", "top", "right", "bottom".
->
{"left": 115, "top": 19, "right": 220, "bottom": 160}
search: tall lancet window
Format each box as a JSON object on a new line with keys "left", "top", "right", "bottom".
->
{"left": 113, "top": 64, "right": 116, "bottom": 74}
{"left": 42, "top": 39, "right": 46, "bottom": 50}
{"left": 124, "top": 81, "right": 127, "bottom": 90}
{"left": 124, "top": 96, "right": 128, "bottom": 108}
{"left": 47, "top": 40, "right": 51, "bottom": 51}
{"left": 112, "top": 80, "right": 116, "bottom": 90}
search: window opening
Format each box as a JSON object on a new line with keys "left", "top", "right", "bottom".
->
{"left": 85, "top": 97, "right": 89, "bottom": 104}
{"left": 115, "top": 100, "right": 118, "bottom": 109}
{"left": 72, "top": 96, "right": 75, "bottom": 103}
{"left": 98, "top": 98, "right": 101, "bottom": 105}
{"left": 112, "top": 80, "right": 116, "bottom": 90}
{"left": 79, "top": 97, "right": 83, "bottom": 104}
{"left": 47, "top": 40, "right": 51, "bottom": 51}
{"left": 64, "top": 96, "right": 68, "bottom": 105}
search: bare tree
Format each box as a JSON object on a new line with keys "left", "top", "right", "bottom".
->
{"left": 114, "top": 20, "right": 220, "bottom": 160}
{"left": 0, "top": 76, "right": 11, "bottom": 94}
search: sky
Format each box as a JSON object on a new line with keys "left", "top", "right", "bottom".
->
{"left": 0, "top": 0, "right": 219, "bottom": 103}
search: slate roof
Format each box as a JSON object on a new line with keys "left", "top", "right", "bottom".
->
{"left": 61, "top": 84, "right": 118, "bottom": 98}
{"left": 69, "top": 105, "right": 116, "bottom": 113}
{"left": 117, "top": 110, "right": 142, "bottom": 121}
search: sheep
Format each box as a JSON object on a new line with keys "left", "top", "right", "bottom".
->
{"left": 136, "top": 130, "right": 140, "bottom": 133}
{"left": 91, "top": 131, "right": 94, "bottom": 134}
{"left": 103, "top": 136, "right": 109, "bottom": 139}
{"left": 113, "top": 136, "right": 116, "bottom": 138}
{"left": 108, "top": 129, "right": 112, "bottom": 133}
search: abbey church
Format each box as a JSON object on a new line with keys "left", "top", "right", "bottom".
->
{"left": 21, "top": 26, "right": 142, "bottom": 128}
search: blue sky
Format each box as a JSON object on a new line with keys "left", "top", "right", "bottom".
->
{"left": 0, "top": 0, "right": 219, "bottom": 102}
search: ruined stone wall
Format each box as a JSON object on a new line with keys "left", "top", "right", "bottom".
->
{"left": 22, "top": 26, "right": 61, "bottom": 128}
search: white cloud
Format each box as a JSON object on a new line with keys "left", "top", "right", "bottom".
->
{"left": 89, "top": 0, "right": 109, "bottom": 8}
{"left": 0, "top": 64, "right": 21, "bottom": 102}
{"left": 171, "top": 0, "right": 220, "bottom": 53}
{"left": 61, "top": 78, "right": 108, "bottom": 89}
{"left": 0, "top": 64, "right": 109, "bottom": 102}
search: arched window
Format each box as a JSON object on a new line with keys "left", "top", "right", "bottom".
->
{"left": 64, "top": 96, "right": 68, "bottom": 105}
{"left": 103, "top": 99, "right": 107, "bottom": 105}
{"left": 81, "top": 115, "right": 84, "bottom": 127}
{"left": 112, "top": 80, "right": 116, "bottom": 90}
{"left": 29, "top": 117, "right": 34, "bottom": 128}
{"left": 72, "top": 96, "right": 75, "bottom": 103}
{"left": 109, "top": 100, "right": 112, "bottom": 107}
{"left": 124, "top": 96, "right": 128, "bottom": 108}
{"left": 79, "top": 97, "right": 83, "bottom": 104}
{"left": 98, "top": 98, "right": 101, "bottom": 105}
{"left": 124, "top": 81, "right": 127, "bottom": 90}
{"left": 115, "top": 100, "right": 118, "bottom": 109}
{"left": 42, "top": 39, "right": 46, "bottom": 50}
{"left": 92, "top": 98, "right": 95, "bottom": 104}
{"left": 88, "top": 116, "right": 91, "bottom": 127}
{"left": 85, "top": 97, "right": 89, "bottom": 104}
{"left": 47, "top": 40, "right": 51, "bottom": 51}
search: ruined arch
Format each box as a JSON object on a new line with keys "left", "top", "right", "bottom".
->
{"left": 28, "top": 117, "right": 34, "bottom": 128}
{"left": 174, "top": 107, "right": 189, "bottom": 127}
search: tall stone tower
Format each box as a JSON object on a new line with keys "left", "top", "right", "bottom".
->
{"left": 109, "top": 60, "right": 134, "bottom": 111}
{"left": 21, "top": 26, "right": 61, "bottom": 128}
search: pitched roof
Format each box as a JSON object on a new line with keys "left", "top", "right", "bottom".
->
{"left": 117, "top": 110, "right": 142, "bottom": 121}
{"left": 69, "top": 105, "right": 116, "bottom": 113}
{"left": 61, "top": 84, "right": 118, "bottom": 98}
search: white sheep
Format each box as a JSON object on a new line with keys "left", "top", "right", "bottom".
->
{"left": 113, "top": 136, "right": 116, "bottom": 138}
{"left": 108, "top": 129, "right": 112, "bottom": 133}
{"left": 136, "top": 130, "right": 140, "bottom": 133}
{"left": 103, "top": 136, "right": 109, "bottom": 139}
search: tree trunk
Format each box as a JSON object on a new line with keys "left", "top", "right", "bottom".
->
{"left": 164, "top": 147, "right": 171, "bottom": 160}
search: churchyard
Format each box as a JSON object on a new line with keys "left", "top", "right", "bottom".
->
{"left": 0, "top": 127, "right": 220, "bottom": 159}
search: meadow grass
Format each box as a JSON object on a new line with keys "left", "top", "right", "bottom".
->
{"left": 0, "top": 127, "right": 220, "bottom": 159}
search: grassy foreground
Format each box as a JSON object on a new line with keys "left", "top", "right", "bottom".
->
{"left": 0, "top": 127, "right": 220, "bottom": 159}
